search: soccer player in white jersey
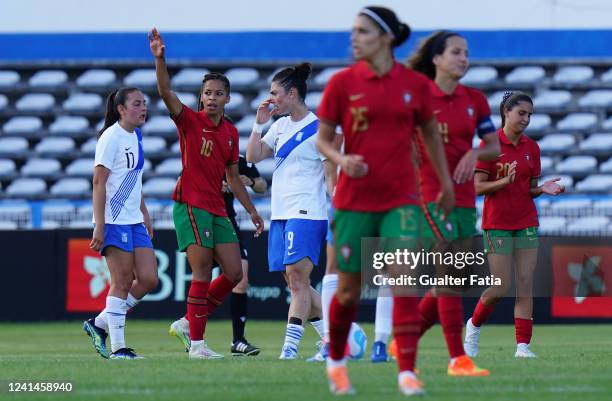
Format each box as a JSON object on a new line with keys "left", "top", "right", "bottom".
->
{"left": 83, "top": 87, "right": 158, "bottom": 360}
{"left": 247, "top": 63, "right": 334, "bottom": 359}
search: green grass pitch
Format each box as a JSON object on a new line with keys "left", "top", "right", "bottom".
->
{"left": 1, "top": 321, "right": 611, "bottom": 400}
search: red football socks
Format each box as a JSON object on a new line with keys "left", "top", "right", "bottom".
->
{"left": 393, "top": 296, "right": 421, "bottom": 372}
{"left": 206, "top": 274, "right": 236, "bottom": 315}
{"left": 515, "top": 317, "right": 533, "bottom": 344}
{"left": 328, "top": 295, "right": 358, "bottom": 361}
{"left": 418, "top": 289, "right": 438, "bottom": 335}
{"left": 472, "top": 299, "right": 495, "bottom": 327}
{"left": 187, "top": 280, "right": 210, "bottom": 341}
{"left": 438, "top": 296, "right": 465, "bottom": 358}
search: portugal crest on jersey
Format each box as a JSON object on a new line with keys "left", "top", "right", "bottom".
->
{"left": 467, "top": 107, "right": 474, "bottom": 117}
{"left": 340, "top": 244, "right": 352, "bottom": 262}
{"left": 403, "top": 92, "right": 412, "bottom": 104}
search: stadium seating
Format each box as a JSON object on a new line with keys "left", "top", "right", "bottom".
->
{"left": 0, "top": 61, "right": 608, "bottom": 232}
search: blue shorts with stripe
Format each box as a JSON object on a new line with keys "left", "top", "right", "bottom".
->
{"left": 100, "top": 223, "right": 153, "bottom": 255}
{"left": 268, "top": 219, "right": 327, "bottom": 272}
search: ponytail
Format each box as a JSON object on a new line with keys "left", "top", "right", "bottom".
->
{"left": 97, "top": 87, "right": 140, "bottom": 138}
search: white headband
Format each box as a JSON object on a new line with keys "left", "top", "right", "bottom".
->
{"left": 360, "top": 8, "right": 395, "bottom": 39}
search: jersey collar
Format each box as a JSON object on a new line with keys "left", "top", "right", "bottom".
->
{"left": 498, "top": 127, "right": 527, "bottom": 146}
{"left": 429, "top": 81, "right": 468, "bottom": 98}
{"left": 355, "top": 60, "right": 402, "bottom": 80}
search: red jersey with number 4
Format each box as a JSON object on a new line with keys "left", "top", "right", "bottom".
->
{"left": 171, "top": 104, "right": 239, "bottom": 216}
{"left": 317, "top": 61, "right": 434, "bottom": 212}
{"left": 418, "top": 83, "right": 494, "bottom": 207}
{"left": 475, "top": 128, "right": 541, "bottom": 230}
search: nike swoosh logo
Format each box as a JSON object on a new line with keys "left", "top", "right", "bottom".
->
{"left": 287, "top": 251, "right": 297, "bottom": 256}
{"left": 498, "top": 153, "right": 505, "bottom": 157}
{"left": 124, "top": 147, "right": 131, "bottom": 151}
{"left": 349, "top": 93, "right": 365, "bottom": 101}
{"left": 434, "top": 109, "right": 441, "bottom": 114}
{"left": 195, "top": 314, "right": 207, "bottom": 318}
{"left": 203, "top": 129, "right": 214, "bottom": 133}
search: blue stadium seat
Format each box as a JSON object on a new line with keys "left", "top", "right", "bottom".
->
{"left": 537, "top": 133, "right": 575, "bottom": 153}
{"left": 63, "top": 93, "right": 103, "bottom": 112}
{"left": 556, "top": 113, "right": 598, "bottom": 131}
{"left": 154, "top": 158, "right": 182, "bottom": 176}
{"left": 142, "top": 136, "right": 167, "bottom": 155}
{"left": 171, "top": 68, "right": 209, "bottom": 88}
{"left": 599, "top": 158, "right": 612, "bottom": 173}
{"left": 487, "top": 91, "right": 505, "bottom": 109}
{"left": 556, "top": 155, "right": 598, "bottom": 175}
{"left": 578, "top": 90, "right": 612, "bottom": 108}
{"left": 142, "top": 177, "right": 176, "bottom": 197}
{"left": 21, "top": 158, "right": 62, "bottom": 177}
{"left": 553, "top": 66, "right": 594, "bottom": 85}
{"left": 34, "top": 137, "right": 75, "bottom": 156}
{"left": 156, "top": 92, "right": 197, "bottom": 110}
{"left": 49, "top": 116, "right": 90, "bottom": 136}
{"left": 0, "top": 70, "right": 20, "bottom": 88}
{"left": 250, "top": 90, "right": 270, "bottom": 109}
{"left": 549, "top": 198, "right": 591, "bottom": 216}
{"left": 6, "top": 178, "right": 47, "bottom": 197}
{"left": 0, "top": 137, "right": 29, "bottom": 157}
{"left": 0, "top": 94, "right": 8, "bottom": 110}
{"left": 579, "top": 133, "right": 612, "bottom": 154}
{"left": 575, "top": 175, "right": 612, "bottom": 192}
{"left": 533, "top": 90, "right": 572, "bottom": 109}
{"left": 16, "top": 93, "right": 55, "bottom": 112}
{"left": 0, "top": 159, "right": 17, "bottom": 178}
{"left": 79, "top": 139, "right": 97, "bottom": 156}
{"left": 461, "top": 66, "right": 498, "bottom": 86}
{"left": 76, "top": 69, "right": 117, "bottom": 88}
{"left": 2, "top": 116, "right": 43, "bottom": 135}
{"left": 142, "top": 116, "right": 176, "bottom": 137}
{"left": 50, "top": 178, "right": 91, "bottom": 197}
{"left": 504, "top": 66, "right": 546, "bottom": 85}
{"left": 314, "top": 67, "right": 344, "bottom": 86}
{"left": 123, "top": 69, "right": 157, "bottom": 87}
{"left": 225, "top": 68, "right": 259, "bottom": 86}
{"left": 28, "top": 70, "right": 68, "bottom": 88}
{"left": 65, "top": 158, "right": 93, "bottom": 177}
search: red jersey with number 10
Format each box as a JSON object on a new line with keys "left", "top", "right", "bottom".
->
{"left": 171, "top": 104, "right": 239, "bottom": 216}
{"left": 475, "top": 128, "right": 541, "bottom": 230}
{"left": 317, "top": 61, "right": 434, "bottom": 212}
{"left": 417, "top": 83, "right": 494, "bottom": 207}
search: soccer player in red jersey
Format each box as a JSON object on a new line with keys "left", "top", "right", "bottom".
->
{"left": 316, "top": 6, "right": 454, "bottom": 396}
{"left": 407, "top": 30, "right": 500, "bottom": 376}
{"left": 464, "top": 92, "right": 564, "bottom": 358}
{"left": 149, "top": 28, "right": 264, "bottom": 359}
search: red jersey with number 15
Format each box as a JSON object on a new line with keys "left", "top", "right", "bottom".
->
{"left": 317, "top": 61, "right": 434, "bottom": 212}
{"left": 171, "top": 104, "right": 239, "bottom": 216}
{"left": 417, "top": 83, "right": 494, "bottom": 207}
{"left": 475, "top": 128, "right": 541, "bottom": 230}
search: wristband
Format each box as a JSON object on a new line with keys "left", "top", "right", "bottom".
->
{"left": 253, "top": 122, "right": 266, "bottom": 134}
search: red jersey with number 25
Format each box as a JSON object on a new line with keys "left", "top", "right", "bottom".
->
{"left": 475, "top": 128, "right": 541, "bottom": 230}
{"left": 171, "top": 104, "right": 239, "bottom": 216}
{"left": 317, "top": 61, "right": 434, "bottom": 212}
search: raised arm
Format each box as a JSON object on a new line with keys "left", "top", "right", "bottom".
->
{"left": 148, "top": 28, "right": 182, "bottom": 117}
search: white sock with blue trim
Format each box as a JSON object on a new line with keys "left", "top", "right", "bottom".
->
{"left": 283, "top": 323, "right": 304, "bottom": 351}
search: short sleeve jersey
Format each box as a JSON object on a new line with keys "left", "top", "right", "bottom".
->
{"left": 417, "top": 83, "right": 495, "bottom": 208}
{"left": 261, "top": 112, "right": 327, "bottom": 220}
{"left": 475, "top": 128, "right": 541, "bottom": 230}
{"left": 223, "top": 155, "right": 261, "bottom": 218}
{"left": 93, "top": 122, "right": 144, "bottom": 224}
{"left": 317, "top": 61, "right": 434, "bottom": 212}
{"left": 171, "top": 104, "right": 239, "bottom": 216}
